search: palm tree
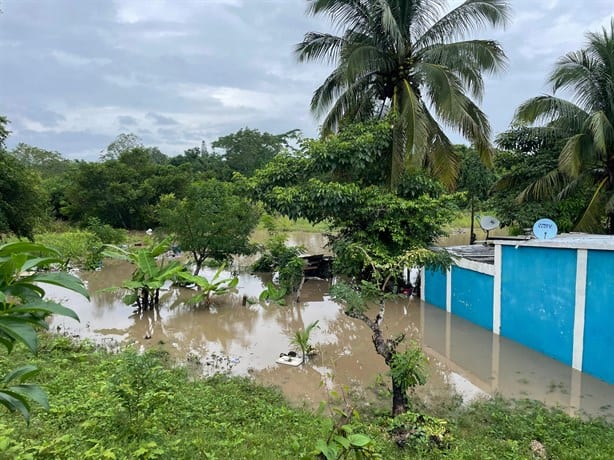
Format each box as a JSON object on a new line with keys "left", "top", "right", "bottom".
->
{"left": 296, "top": 0, "right": 510, "bottom": 189}
{"left": 512, "top": 19, "right": 614, "bottom": 233}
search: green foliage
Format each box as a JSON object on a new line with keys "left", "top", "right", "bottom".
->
{"left": 84, "top": 217, "right": 126, "bottom": 245}
{"left": 0, "top": 150, "right": 48, "bottom": 240}
{"left": 290, "top": 320, "right": 319, "bottom": 363}
{"left": 253, "top": 234, "right": 306, "bottom": 292}
{"left": 490, "top": 129, "right": 591, "bottom": 233}
{"left": 35, "top": 230, "right": 104, "bottom": 270}
{"left": 178, "top": 265, "right": 239, "bottom": 307}
{"left": 212, "top": 127, "right": 300, "bottom": 177}
{"left": 315, "top": 395, "right": 382, "bottom": 460}
{"left": 0, "top": 116, "right": 9, "bottom": 148}
{"left": 0, "top": 336, "right": 613, "bottom": 458}
{"left": 158, "top": 179, "right": 259, "bottom": 275}
{"left": 108, "top": 349, "right": 173, "bottom": 435}
{"left": 0, "top": 242, "right": 86, "bottom": 422}
{"left": 0, "top": 336, "right": 333, "bottom": 458}
{"left": 387, "top": 411, "right": 451, "bottom": 449}
{"left": 252, "top": 234, "right": 305, "bottom": 272}
{"left": 249, "top": 124, "right": 457, "bottom": 281}
{"left": 103, "top": 237, "right": 187, "bottom": 310}
{"left": 62, "top": 149, "right": 192, "bottom": 230}
{"left": 389, "top": 347, "right": 428, "bottom": 395}
{"left": 297, "top": 0, "right": 509, "bottom": 188}
{"left": 258, "top": 282, "right": 287, "bottom": 305}
{"left": 278, "top": 256, "right": 305, "bottom": 293}
{"left": 510, "top": 20, "right": 614, "bottom": 233}
{"left": 315, "top": 423, "right": 381, "bottom": 460}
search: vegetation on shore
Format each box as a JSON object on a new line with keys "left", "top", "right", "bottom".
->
{"left": 0, "top": 335, "right": 612, "bottom": 459}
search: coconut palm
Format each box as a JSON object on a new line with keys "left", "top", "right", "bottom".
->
{"left": 296, "top": 0, "right": 510, "bottom": 189}
{"left": 512, "top": 19, "right": 614, "bottom": 233}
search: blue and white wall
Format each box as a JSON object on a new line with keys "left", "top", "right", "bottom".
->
{"left": 423, "top": 236, "right": 614, "bottom": 385}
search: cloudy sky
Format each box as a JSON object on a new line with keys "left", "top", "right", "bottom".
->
{"left": 1, "top": 0, "right": 612, "bottom": 160}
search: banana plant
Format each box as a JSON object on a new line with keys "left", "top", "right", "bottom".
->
{"left": 103, "top": 237, "right": 187, "bottom": 311}
{"left": 178, "top": 264, "right": 239, "bottom": 307}
{"left": 0, "top": 241, "right": 87, "bottom": 422}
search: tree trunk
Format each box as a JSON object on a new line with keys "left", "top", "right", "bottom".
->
{"left": 193, "top": 253, "right": 203, "bottom": 276}
{"left": 345, "top": 300, "right": 407, "bottom": 416}
{"left": 469, "top": 198, "right": 476, "bottom": 244}
{"left": 391, "top": 379, "right": 409, "bottom": 416}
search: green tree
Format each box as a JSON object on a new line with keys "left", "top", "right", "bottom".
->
{"left": 0, "top": 116, "right": 9, "bottom": 148}
{"left": 489, "top": 128, "right": 590, "bottom": 233}
{"left": 101, "top": 133, "right": 143, "bottom": 161}
{"left": 330, "top": 246, "right": 448, "bottom": 416}
{"left": 249, "top": 123, "right": 456, "bottom": 280}
{"left": 297, "top": 0, "right": 510, "bottom": 188}
{"left": 212, "top": 128, "right": 300, "bottom": 177}
{"left": 158, "top": 180, "right": 260, "bottom": 275}
{"left": 0, "top": 150, "right": 47, "bottom": 240}
{"left": 512, "top": 19, "right": 614, "bottom": 233}
{"left": 456, "top": 145, "right": 496, "bottom": 243}
{"left": 170, "top": 146, "right": 232, "bottom": 180}
{"left": 62, "top": 149, "right": 187, "bottom": 229}
{"left": 9, "top": 143, "right": 69, "bottom": 178}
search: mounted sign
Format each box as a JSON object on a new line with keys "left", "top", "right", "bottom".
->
{"left": 532, "top": 218, "right": 558, "bottom": 240}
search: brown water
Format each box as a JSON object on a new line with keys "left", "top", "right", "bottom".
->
{"left": 48, "top": 231, "right": 614, "bottom": 420}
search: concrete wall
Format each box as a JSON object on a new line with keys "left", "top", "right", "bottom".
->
{"left": 451, "top": 266, "right": 493, "bottom": 330}
{"left": 423, "top": 237, "right": 614, "bottom": 385}
{"left": 500, "top": 246, "right": 576, "bottom": 366}
{"left": 583, "top": 250, "right": 614, "bottom": 384}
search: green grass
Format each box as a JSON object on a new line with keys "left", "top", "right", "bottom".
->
{"left": 1, "top": 336, "right": 613, "bottom": 459}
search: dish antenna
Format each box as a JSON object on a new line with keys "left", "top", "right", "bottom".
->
{"left": 479, "top": 215, "right": 500, "bottom": 240}
{"left": 532, "top": 218, "right": 557, "bottom": 240}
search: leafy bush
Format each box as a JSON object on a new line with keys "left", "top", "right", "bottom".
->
{"left": 252, "top": 234, "right": 305, "bottom": 272}
{"left": 85, "top": 217, "right": 127, "bottom": 244}
{"left": 35, "top": 230, "right": 103, "bottom": 269}
{"left": 253, "top": 234, "right": 305, "bottom": 292}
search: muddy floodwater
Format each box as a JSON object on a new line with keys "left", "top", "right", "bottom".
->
{"left": 48, "top": 232, "right": 614, "bottom": 420}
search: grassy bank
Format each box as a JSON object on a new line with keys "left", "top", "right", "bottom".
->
{"left": 1, "top": 336, "right": 613, "bottom": 459}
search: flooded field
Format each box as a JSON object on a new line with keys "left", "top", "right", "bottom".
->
{"left": 48, "top": 231, "right": 614, "bottom": 420}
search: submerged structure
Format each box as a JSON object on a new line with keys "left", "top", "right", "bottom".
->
{"left": 423, "top": 234, "right": 614, "bottom": 385}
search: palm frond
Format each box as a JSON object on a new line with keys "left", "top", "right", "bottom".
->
{"left": 418, "top": 107, "right": 457, "bottom": 188}
{"left": 559, "top": 133, "right": 591, "bottom": 177}
{"left": 574, "top": 177, "right": 608, "bottom": 232}
{"left": 421, "top": 39, "right": 507, "bottom": 100}
{"left": 295, "top": 32, "right": 345, "bottom": 64}
{"left": 549, "top": 49, "right": 606, "bottom": 112}
{"left": 516, "top": 169, "right": 565, "bottom": 202}
{"left": 587, "top": 111, "right": 614, "bottom": 157}
{"left": 416, "top": 0, "right": 510, "bottom": 48}
{"left": 513, "top": 96, "right": 588, "bottom": 130}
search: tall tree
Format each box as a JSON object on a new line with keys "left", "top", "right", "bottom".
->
{"left": 297, "top": 0, "right": 509, "bottom": 189}
{"left": 512, "top": 19, "right": 614, "bottom": 233}
{"left": 455, "top": 144, "right": 496, "bottom": 243}
{"left": 212, "top": 128, "right": 300, "bottom": 177}
{"left": 158, "top": 180, "right": 260, "bottom": 275}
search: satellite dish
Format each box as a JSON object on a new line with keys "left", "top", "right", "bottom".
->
{"left": 476, "top": 215, "right": 500, "bottom": 241}
{"left": 533, "top": 218, "right": 558, "bottom": 240}
{"left": 479, "top": 216, "right": 500, "bottom": 231}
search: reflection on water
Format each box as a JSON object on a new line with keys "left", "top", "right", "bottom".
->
{"left": 47, "top": 232, "right": 614, "bottom": 420}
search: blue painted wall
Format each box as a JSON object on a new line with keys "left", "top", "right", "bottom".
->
{"left": 424, "top": 268, "right": 446, "bottom": 309}
{"left": 451, "top": 266, "right": 493, "bottom": 330}
{"left": 500, "top": 246, "right": 576, "bottom": 365}
{"left": 583, "top": 250, "right": 614, "bottom": 384}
